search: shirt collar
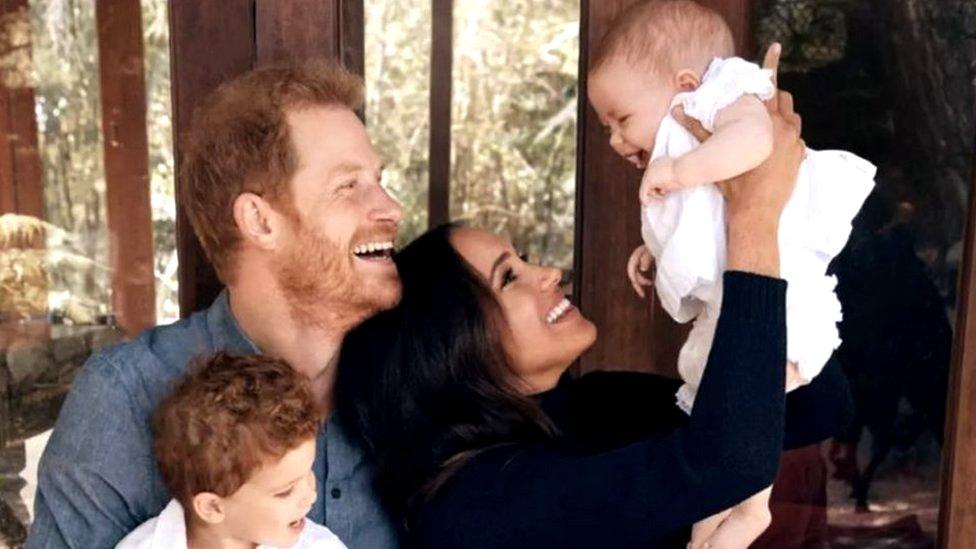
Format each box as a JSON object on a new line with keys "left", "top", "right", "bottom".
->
{"left": 207, "top": 289, "right": 261, "bottom": 355}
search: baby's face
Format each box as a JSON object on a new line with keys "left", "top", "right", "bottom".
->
{"left": 218, "top": 437, "right": 318, "bottom": 547}
{"left": 588, "top": 57, "right": 677, "bottom": 169}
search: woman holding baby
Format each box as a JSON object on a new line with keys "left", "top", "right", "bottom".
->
{"left": 338, "top": 5, "right": 855, "bottom": 549}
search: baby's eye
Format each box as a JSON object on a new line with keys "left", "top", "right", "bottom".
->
{"left": 619, "top": 115, "right": 631, "bottom": 126}
{"left": 275, "top": 487, "right": 295, "bottom": 498}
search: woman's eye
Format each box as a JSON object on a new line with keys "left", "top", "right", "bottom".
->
{"left": 339, "top": 180, "right": 357, "bottom": 191}
{"left": 501, "top": 268, "right": 518, "bottom": 288}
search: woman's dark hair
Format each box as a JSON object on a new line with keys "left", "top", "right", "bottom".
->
{"left": 337, "top": 223, "right": 556, "bottom": 517}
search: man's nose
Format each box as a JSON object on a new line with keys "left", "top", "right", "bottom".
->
{"left": 369, "top": 185, "right": 403, "bottom": 225}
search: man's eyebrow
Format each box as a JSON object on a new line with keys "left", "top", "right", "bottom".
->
{"left": 329, "top": 162, "right": 364, "bottom": 178}
{"left": 489, "top": 251, "right": 512, "bottom": 283}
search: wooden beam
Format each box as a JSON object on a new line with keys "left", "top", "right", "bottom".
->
{"left": 938, "top": 143, "right": 976, "bottom": 547}
{"left": 340, "top": 0, "right": 365, "bottom": 81}
{"left": 255, "top": 0, "right": 338, "bottom": 65}
{"left": 95, "top": 0, "right": 156, "bottom": 337}
{"left": 0, "top": 0, "right": 44, "bottom": 218}
{"left": 428, "top": 0, "right": 452, "bottom": 227}
{"left": 574, "top": 0, "right": 753, "bottom": 377}
{"left": 169, "top": 0, "right": 255, "bottom": 316}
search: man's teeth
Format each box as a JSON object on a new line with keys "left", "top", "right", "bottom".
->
{"left": 546, "top": 298, "right": 572, "bottom": 324}
{"left": 353, "top": 241, "right": 395, "bottom": 255}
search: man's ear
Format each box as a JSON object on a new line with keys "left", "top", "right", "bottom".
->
{"left": 191, "top": 492, "right": 226, "bottom": 525}
{"left": 674, "top": 69, "right": 700, "bottom": 92}
{"left": 233, "top": 192, "right": 286, "bottom": 251}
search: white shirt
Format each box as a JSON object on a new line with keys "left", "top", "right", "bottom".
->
{"left": 116, "top": 499, "right": 348, "bottom": 549}
{"left": 640, "top": 57, "right": 876, "bottom": 412}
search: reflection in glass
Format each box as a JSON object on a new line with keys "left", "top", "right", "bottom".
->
{"left": 450, "top": 0, "right": 579, "bottom": 269}
{"left": 754, "top": 0, "right": 974, "bottom": 546}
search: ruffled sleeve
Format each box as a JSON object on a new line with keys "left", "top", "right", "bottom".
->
{"left": 677, "top": 57, "right": 776, "bottom": 132}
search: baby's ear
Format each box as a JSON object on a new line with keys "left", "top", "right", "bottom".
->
{"left": 191, "top": 492, "right": 227, "bottom": 525}
{"left": 674, "top": 70, "right": 700, "bottom": 92}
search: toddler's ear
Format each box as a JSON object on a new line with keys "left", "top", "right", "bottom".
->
{"left": 674, "top": 69, "right": 700, "bottom": 92}
{"left": 192, "top": 492, "right": 227, "bottom": 525}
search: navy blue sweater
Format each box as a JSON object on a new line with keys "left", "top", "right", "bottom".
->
{"left": 410, "top": 272, "right": 853, "bottom": 548}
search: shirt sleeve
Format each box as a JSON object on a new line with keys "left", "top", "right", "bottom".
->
{"left": 678, "top": 57, "right": 776, "bottom": 132}
{"left": 412, "top": 272, "right": 788, "bottom": 548}
{"left": 25, "top": 352, "right": 164, "bottom": 549}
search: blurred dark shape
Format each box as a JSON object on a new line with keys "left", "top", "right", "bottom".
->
{"left": 828, "top": 192, "right": 952, "bottom": 510}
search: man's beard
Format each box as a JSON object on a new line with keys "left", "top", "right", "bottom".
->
{"left": 274, "top": 223, "right": 401, "bottom": 332}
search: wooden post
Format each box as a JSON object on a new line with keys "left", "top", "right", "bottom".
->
{"left": 938, "top": 147, "right": 976, "bottom": 547}
{"left": 95, "top": 0, "right": 156, "bottom": 337}
{"left": 0, "top": 0, "right": 44, "bottom": 218}
{"left": 428, "top": 0, "right": 452, "bottom": 227}
{"left": 169, "top": 0, "right": 365, "bottom": 316}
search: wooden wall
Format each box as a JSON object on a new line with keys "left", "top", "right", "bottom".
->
{"left": 169, "top": 0, "right": 365, "bottom": 315}
{"left": 574, "top": 0, "right": 753, "bottom": 376}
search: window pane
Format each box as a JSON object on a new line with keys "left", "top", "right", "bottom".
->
{"left": 753, "top": 0, "right": 974, "bottom": 545}
{"left": 365, "top": 0, "right": 432, "bottom": 245}
{"left": 143, "top": 0, "right": 178, "bottom": 324}
{"left": 450, "top": 0, "right": 579, "bottom": 270}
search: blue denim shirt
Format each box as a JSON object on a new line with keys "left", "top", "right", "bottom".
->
{"left": 26, "top": 291, "right": 399, "bottom": 548}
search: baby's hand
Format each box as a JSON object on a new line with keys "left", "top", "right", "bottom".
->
{"left": 626, "top": 245, "right": 654, "bottom": 298}
{"left": 639, "top": 157, "right": 681, "bottom": 205}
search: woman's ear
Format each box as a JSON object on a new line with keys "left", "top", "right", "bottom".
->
{"left": 233, "top": 192, "right": 286, "bottom": 251}
{"left": 674, "top": 69, "right": 700, "bottom": 92}
{"left": 191, "top": 492, "right": 226, "bottom": 525}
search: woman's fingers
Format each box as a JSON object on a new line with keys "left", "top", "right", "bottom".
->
{"left": 672, "top": 105, "right": 711, "bottom": 142}
{"left": 779, "top": 90, "right": 794, "bottom": 118}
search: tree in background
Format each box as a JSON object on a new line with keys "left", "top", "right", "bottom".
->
{"left": 366, "top": 0, "right": 580, "bottom": 269}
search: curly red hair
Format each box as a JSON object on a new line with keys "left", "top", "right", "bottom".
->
{"left": 153, "top": 352, "right": 323, "bottom": 508}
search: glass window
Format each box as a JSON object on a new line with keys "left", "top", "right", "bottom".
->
{"left": 450, "top": 0, "right": 579, "bottom": 270}
{"left": 364, "top": 0, "right": 432, "bottom": 245}
{"left": 754, "top": 0, "right": 974, "bottom": 545}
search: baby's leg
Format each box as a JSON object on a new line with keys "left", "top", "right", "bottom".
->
{"left": 704, "top": 486, "right": 773, "bottom": 549}
{"left": 689, "top": 508, "right": 732, "bottom": 549}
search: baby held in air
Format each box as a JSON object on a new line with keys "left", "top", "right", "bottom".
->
{"left": 587, "top": 1, "right": 874, "bottom": 548}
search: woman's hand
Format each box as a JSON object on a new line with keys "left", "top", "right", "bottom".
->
{"left": 671, "top": 43, "right": 803, "bottom": 277}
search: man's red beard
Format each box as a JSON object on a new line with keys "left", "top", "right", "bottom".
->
{"left": 275, "top": 222, "right": 401, "bottom": 332}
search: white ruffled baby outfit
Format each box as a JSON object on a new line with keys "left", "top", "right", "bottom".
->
{"left": 639, "top": 57, "right": 876, "bottom": 413}
{"left": 115, "top": 499, "right": 348, "bottom": 549}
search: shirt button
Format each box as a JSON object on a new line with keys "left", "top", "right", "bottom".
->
{"left": 331, "top": 488, "right": 342, "bottom": 499}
